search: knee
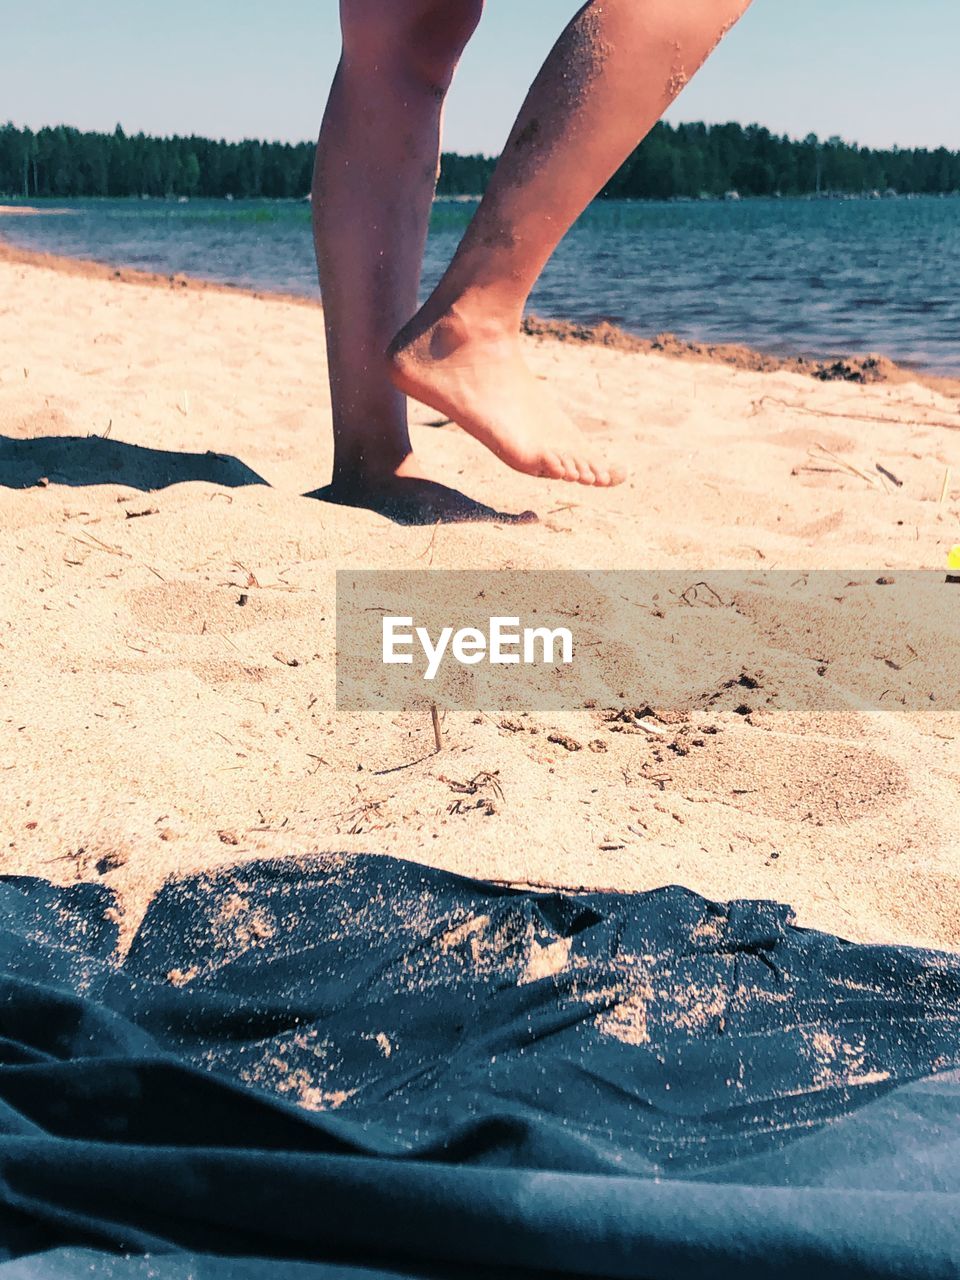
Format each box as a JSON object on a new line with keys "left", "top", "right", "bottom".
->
{"left": 341, "top": 0, "right": 483, "bottom": 89}
{"left": 408, "top": 0, "right": 484, "bottom": 85}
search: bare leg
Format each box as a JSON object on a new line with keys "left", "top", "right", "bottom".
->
{"left": 312, "top": 0, "right": 534, "bottom": 522}
{"left": 390, "top": 0, "right": 752, "bottom": 486}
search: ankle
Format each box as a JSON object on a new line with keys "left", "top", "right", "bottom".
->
{"left": 444, "top": 285, "right": 524, "bottom": 337}
{"left": 393, "top": 293, "right": 521, "bottom": 361}
{"left": 456, "top": 297, "right": 523, "bottom": 348}
{"left": 332, "top": 438, "right": 411, "bottom": 486}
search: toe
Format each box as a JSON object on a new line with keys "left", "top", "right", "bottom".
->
{"left": 559, "top": 454, "right": 582, "bottom": 484}
{"left": 539, "top": 451, "right": 569, "bottom": 481}
{"left": 574, "top": 457, "right": 597, "bottom": 485}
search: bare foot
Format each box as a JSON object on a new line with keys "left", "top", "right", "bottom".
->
{"left": 306, "top": 454, "right": 538, "bottom": 526}
{"left": 388, "top": 308, "right": 626, "bottom": 486}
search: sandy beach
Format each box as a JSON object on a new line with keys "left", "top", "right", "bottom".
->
{"left": 1, "top": 242, "right": 958, "bottom": 952}
{"left": 0, "top": 206, "right": 77, "bottom": 218}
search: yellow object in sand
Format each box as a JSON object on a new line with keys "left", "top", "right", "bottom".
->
{"left": 949, "top": 546, "right": 960, "bottom": 572}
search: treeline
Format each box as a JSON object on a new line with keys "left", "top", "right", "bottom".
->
{"left": 601, "top": 122, "right": 960, "bottom": 199}
{"left": 2, "top": 121, "right": 959, "bottom": 201}
{"left": 0, "top": 125, "right": 316, "bottom": 200}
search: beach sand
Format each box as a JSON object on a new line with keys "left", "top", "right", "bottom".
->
{"left": 0, "top": 206, "right": 76, "bottom": 217}
{"left": 1, "top": 244, "right": 958, "bottom": 951}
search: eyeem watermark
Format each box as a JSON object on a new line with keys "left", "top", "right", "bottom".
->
{"left": 382, "top": 616, "right": 574, "bottom": 681}
{"left": 337, "top": 569, "right": 959, "bottom": 712}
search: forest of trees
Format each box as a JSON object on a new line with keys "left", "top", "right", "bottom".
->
{"left": 2, "top": 121, "right": 959, "bottom": 201}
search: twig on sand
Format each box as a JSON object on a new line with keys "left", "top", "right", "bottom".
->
{"left": 60, "top": 529, "right": 132, "bottom": 558}
{"left": 752, "top": 395, "right": 960, "bottom": 432}
{"left": 875, "top": 463, "right": 903, "bottom": 488}
{"left": 940, "top": 467, "right": 952, "bottom": 505}
{"left": 373, "top": 752, "right": 435, "bottom": 777}
{"left": 679, "top": 580, "right": 727, "bottom": 608}
{"left": 232, "top": 561, "right": 260, "bottom": 588}
{"left": 431, "top": 703, "right": 443, "bottom": 753}
{"left": 440, "top": 771, "right": 504, "bottom": 802}
{"left": 331, "top": 797, "right": 388, "bottom": 835}
{"left": 440, "top": 772, "right": 503, "bottom": 816}
{"left": 801, "top": 443, "right": 880, "bottom": 490}
{"left": 417, "top": 519, "right": 441, "bottom": 566}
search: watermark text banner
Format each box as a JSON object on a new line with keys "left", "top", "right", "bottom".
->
{"left": 336, "top": 570, "right": 958, "bottom": 713}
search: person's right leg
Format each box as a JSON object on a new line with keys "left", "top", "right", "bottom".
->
{"left": 312, "top": 0, "right": 483, "bottom": 504}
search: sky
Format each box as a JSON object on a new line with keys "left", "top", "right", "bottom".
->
{"left": 2, "top": 1, "right": 957, "bottom": 154}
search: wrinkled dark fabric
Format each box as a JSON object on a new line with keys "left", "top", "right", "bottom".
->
{"left": 1, "top": 855, "right": 958, "bottom": 1280}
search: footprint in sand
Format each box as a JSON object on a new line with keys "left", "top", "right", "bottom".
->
{"left": 189, "top": 659, "right": 277, "bottom": 688}
{"left": 770, "top": 427, "right": 858, "bottom": 453}
{"left": 126, "top": 582, "right": 308, "bottom": 637}
{"left": 676, "top": 730, "right": 909, "bottom": 825}
{"left": 794, "top": 509, "right": 846, "bottom": 540}
{"left": 11, "top": 406, "right": 74, "bottom": 437}
{"left": 89, "top": 655, "right": 279, "bottom": 691}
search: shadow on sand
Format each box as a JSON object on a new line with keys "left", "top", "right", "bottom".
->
{"left": 1, "top": 435, "right": 539, "bottom": 526}
{"left": 0, "top": 434, "right": 268, "bottom": 492}
{"left": 307, "top": 478, "right": 538, "bottom": 527}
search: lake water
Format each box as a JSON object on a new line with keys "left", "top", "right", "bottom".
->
{"left": 2, "top": 195, "right": 958, "bottom": 375}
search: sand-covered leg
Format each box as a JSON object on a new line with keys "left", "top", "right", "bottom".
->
{"left": 390, "top": 0, "right": 752, "bottom": 486}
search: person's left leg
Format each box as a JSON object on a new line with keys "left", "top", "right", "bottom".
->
{"left": 389, "top": 0, "right": 752, "bottom": 487}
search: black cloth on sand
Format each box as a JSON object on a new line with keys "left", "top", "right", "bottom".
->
{"left": 1, "top": 854, "right": 958, "bottom": 1279}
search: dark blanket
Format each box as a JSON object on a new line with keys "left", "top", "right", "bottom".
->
{"left": 1, "top": 855, "right": 958, "bottom": 1280}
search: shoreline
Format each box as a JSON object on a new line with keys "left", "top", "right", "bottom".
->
{"left": 3, "top": 235, "right": 958, "bottom": 397}
{"left": 0, "top": 205, "right": 76, "bottom": 217}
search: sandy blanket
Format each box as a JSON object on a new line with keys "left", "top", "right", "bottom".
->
{"left": 3, "top": 854, "right": 960, "bottom": 1276}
